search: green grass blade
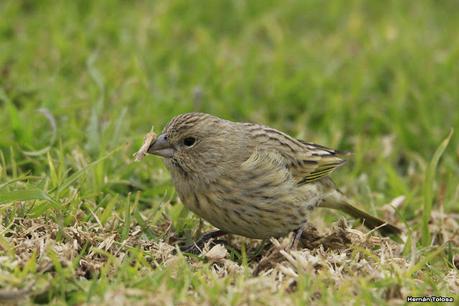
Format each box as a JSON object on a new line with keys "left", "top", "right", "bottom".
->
{"left": 0, "top": 175, "right": 34, "bottom": 189}
{"left": 0, "top": 188, "right": 58, "bottom": 207}
{"left": 421, "top": 129, "right": 453, "bottom": 247}
{"left": 54, "top": 146, "right": 122, "bottom": 195}
{"left": 22, "top": 108, "right": 57, "bottom": 156}
{"left": 121, "top": 193, "right": 132, "bottom": 241}
{"left": 404, "top": 245, "right": 445, "bottom": 277}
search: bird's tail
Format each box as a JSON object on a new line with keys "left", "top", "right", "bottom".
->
{"left": 319, "top": 190, "right": 402, "bottom": 237}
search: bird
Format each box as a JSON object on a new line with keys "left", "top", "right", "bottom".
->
{"left": 145, "top": 112, "right": 401, "bottom": 248}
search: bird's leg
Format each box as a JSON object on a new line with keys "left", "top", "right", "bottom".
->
{"left": 290, "top": 224, "right": 306, "bottom": 249}
{"left": 180, "top": 230, "right": 227, "bottom": 254}
{"left": 249, "top": 239, "right": 269, "bottom": 261}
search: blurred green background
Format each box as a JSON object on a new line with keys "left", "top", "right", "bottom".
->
{"left": 2, "top": 0, "right": 458, "bottom": 207}
{"left": 0, "top": 0, "right": 458, "bottom": 303}
{"left": 1, "top": 0, "right": 458, "bottom": 222}
{"left": 2, "top": 0, "right": 458, "bottom": 150}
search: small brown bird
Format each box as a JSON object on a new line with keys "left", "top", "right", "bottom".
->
{"left": 146, "top": 112, "right": 401, "bottom": 247}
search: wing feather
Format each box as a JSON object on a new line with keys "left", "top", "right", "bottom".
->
{"left": 292, "top": 140, "right": 348, "bottom": 184}
{"left": 243, "top": 123, "right": 350, "bottom": 184}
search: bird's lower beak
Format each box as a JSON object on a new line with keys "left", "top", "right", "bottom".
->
{"left": 147, "top": 133, "right": 175, "bottom": 158}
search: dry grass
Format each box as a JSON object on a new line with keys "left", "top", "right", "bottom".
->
{"left": 1, "top": 203, "right": 458, "bottom": 305}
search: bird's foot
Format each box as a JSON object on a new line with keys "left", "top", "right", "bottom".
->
{"left": 179, "top": 230, "right": 227, "bottom": 254}
{"left": 289, "top": 224, "right": 306, "bottom": 250}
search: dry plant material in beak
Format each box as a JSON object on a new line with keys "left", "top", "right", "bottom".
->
{"left": 134, "top": 131, "right": 157, "bottom": 161}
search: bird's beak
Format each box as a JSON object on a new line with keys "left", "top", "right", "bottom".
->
{"left": 147, "top": 133, "right": 175, "bottom": 158}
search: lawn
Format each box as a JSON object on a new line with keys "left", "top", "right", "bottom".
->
{"left": 0, "top": 0, "right": 458, "bottom": 305}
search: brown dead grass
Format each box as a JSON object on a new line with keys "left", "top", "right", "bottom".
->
{"left": 0, "top": 206, "right": 458, "bottom": 305}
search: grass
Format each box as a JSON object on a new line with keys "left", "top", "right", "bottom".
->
{"left": 1, "top": 0, "right": 458, "bottom": 304}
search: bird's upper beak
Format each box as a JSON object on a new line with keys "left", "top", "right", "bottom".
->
{"left": 147, "top": 133, "right": 175, "bottom": 158}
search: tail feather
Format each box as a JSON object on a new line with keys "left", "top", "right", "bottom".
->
{"left": 319, "top": 191, "right": 402, "bottom": 237}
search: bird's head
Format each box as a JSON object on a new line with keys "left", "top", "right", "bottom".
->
{"left": 147, "top": 113, "right": 246, "bottom": 180}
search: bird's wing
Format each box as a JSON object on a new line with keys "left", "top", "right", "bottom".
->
{"left": 289, "top": 140, "right": 348, "bottom": 184}
{"left": 242, "top": 123, "right": 349, "bottom": 184}
{"left": 240, "top": 149, "right": 293, "bottom": 188}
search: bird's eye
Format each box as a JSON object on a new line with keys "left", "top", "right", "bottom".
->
{"left": 183, "top": 137, "right": 196, "bottom": 147}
